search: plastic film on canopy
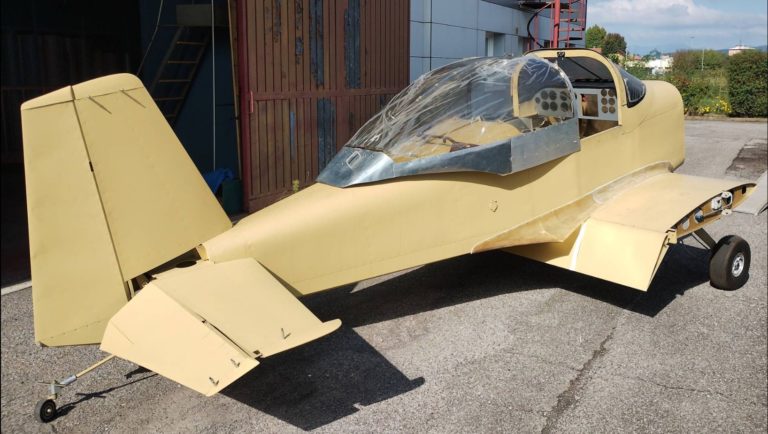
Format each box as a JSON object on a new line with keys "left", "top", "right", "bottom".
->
{"left": 318, "top": 55, "right": 580, "bottom": 187}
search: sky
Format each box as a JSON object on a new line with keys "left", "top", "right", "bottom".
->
{"left": 587, "top": 0, "right": 768, "bottom": 54}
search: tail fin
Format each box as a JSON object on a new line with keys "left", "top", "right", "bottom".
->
{"left": 22, "top": 74, "right": 231, "bottom": 346}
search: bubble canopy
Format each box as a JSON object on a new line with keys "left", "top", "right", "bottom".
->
{"left": 317, "top": 55, "right": 581, "bottom": 187}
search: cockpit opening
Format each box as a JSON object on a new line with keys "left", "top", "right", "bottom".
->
{"left": 542, "top": 55, "right": 627, "bottom": 138}
{"left": 317, "top": 56, "right": 582, "bottom": 187}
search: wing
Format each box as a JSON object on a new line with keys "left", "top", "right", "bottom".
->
{"left": 505, "top": 172, "right": 754, "bottom": 290}
{"left": 100, "top": 258, "right": 340, "bottom": 396}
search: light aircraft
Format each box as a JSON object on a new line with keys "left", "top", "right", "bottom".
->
{"left": 21, "top": 48, "right": 754, "bottom": 422}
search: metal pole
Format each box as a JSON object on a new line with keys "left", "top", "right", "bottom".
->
{"left": 552, "top": 0, "right": 562, "bottom": 48}
{"left": 76, "top": 355, "right": 116, "bottom": 378}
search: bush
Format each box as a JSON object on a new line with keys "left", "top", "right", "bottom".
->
{"left": 673, "top": 49, "right": 727, "bottom": 75}
{"left": 668, "top": 73, "right": 726, "bottom": 115}
{"left": 727, "top": 50, "right": 768, "bottom": 117}
{"left": 666, "top": 50, "right": 730, "bottom": 115}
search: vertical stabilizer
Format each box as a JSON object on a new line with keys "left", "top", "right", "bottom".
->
{"left": 21, "top": 74, "right": 232, "bottom": 346}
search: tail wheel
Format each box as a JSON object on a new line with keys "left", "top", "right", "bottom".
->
{"left": 709, "top": 235, "right": 751, "bottom": 290}
{"left": 34, "top": 399, "right": 57, "bottom": 423}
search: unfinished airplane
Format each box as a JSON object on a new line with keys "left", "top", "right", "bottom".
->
{"left": 21, "top": 48, "right": 753, "bottom": 422}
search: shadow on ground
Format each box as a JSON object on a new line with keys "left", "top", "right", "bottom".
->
{"left": 305, "top": 243, "right": 711, "bottom": 326}
{"left": 217, "top": 243, "right": 709, "bottom": 430}
{"left": 222, "top": 328, "right": 424, "bottom": 430}
{"left": 54, "top": 373, "right": 157, "bottom": 419}
{"left": 49, "top": 243, "right": 709, "bottom": 429}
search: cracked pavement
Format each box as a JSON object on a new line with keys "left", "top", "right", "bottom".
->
{"left": 2, "top": 120, "right": 766, "bottom": 433}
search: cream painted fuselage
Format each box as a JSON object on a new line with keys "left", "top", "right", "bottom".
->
{"left": 202, "top": 80, "right": 684, "bottom": 296}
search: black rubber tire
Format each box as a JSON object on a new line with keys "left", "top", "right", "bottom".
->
{"left": 709, "top": 235, "right": 751, "bottom": 290}
{"left": 34, "top": 399, "right": 57, "bottom": 423}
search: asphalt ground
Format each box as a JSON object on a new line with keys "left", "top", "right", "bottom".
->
{"left": 2, "top": 120, "right": 766, "bottom": 433}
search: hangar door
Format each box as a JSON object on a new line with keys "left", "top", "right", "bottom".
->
{"left": 240, "top": 0, "right": 409, "bottom": 211}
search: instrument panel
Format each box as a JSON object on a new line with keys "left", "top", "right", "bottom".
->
{"left": 576, "top": 88, "right": 619, "bottom": 121}
{"left": 532, "top": 88, "right": 573, "bottom": 117}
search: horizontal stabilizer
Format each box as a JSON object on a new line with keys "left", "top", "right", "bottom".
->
{"left": 101, "top": 259, "right": 341, "bottom": 396}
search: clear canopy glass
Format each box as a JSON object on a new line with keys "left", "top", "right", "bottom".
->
{"left": 344, "top": 55, "right": 575, "bottom": 163}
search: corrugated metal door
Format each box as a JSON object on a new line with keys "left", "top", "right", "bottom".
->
{"left": 240, "top": 0, "right": 409, "bottom": 211}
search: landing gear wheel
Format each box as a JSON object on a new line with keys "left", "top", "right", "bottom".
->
{"left": 709, "top": 235, "right": 750, "bottom": 290}
{"left": 34, "top": 399, "right": 57, "bottom": 423}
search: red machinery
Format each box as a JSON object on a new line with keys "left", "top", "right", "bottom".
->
{"left": 519, "top": 1, "right": 588, "bottom": 51}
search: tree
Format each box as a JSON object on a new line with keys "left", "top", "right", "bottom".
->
{"left": 672, "top": 49, "right": 726, "bottom": 75}
{"left": 626, "top": 64, "right": 653, "bottom": 80}
{"left": 585, "top": 25, "right": 606, "bottom": 49}
{"left": 602, "top": 33, "right": 627, "bottom": 56}
{"left": 727, "top": 50, "right": 768, "bottom": 117}
{"left": 672, "top": 50, "right": 701, "bottom": 75}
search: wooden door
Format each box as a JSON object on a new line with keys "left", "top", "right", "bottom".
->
{"left": 240, "top": 0, "right": 409, "bottom": 211}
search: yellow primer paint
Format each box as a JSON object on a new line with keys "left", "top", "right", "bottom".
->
{"left": 21, "top": 74, "right": 231, "bottom": 345}
{"left": 202, "top": 77, "right": 689, "bottom": 295}
{"left": 72, "top": 78, "right": 231, "bottom": 279}
{"left": 101, "top": 258, "right": 340, "bottom": 395}
{"left": 472, "top": 162, "right": 673, "bottom": 251}
{"left": 508, "top": 173, "right": 751, "bottom": 290}
{"left": 23, "top": 89, "right": 127, "bottom": 346}
{"left": 23, "top": 50, "right": 757, "bottom": 397}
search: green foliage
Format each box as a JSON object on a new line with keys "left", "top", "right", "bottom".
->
{"left": 672, "top": 50, "right": 727, "bottom": 75}
{"left": 602, "top": 33, "right": 627, "bottom": 55}
{"left": 702, "top": 50, "right": 727, "bottom": 70}
{"left": 585, "top": 25, "right": 606, "bottom": 49}
{"left": 625, "top": 65, "right": 653, "bottom": 80}
{"left": 667, "top": 70, "right": 730, "bottom": 116}
{"left": 665, "top": 49, "right": 730, "bottom": 115}
{"left": 727, "top": 50, "right": 768, "bottom": 117}
{"left": 606, "top": 53, "right": 622, "bottom": 65}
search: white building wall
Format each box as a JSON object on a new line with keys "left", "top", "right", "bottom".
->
{"left": 409, "top": 0, "right": 554, "bottom": 82}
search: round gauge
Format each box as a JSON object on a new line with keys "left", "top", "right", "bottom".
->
{"left": 609, "top": 98, "right": 615, "bottom": 105}
{"left": 609, "top": 106, "right": 615, "bottom": 113}
{"left": 601, "top": 97, "right": 608, "bottom": 105}
{"left": 601, "top": 106, "right": 608, "bottom": 113}
{"left": 694, "top": 209, "right": 704, "bottom": 223}
{"left": 542, "top": 102, "right": 550, "bottom": 110}
{"left": 548, "top": 90, "right": 557, "bottom": 100}
{"left": 541, "top": 92, "right": 548, "bottom": 100}
{"left": 561, "top": 102, "right": 569, "bottom": 111}
{"left": 601, "top": 89, "right": 607, "bottom": 96}
{"left": 608, "top": 89, "right": 615, "bottom": 97}
{"left": 535, "top": 97, "right": 541, "bottom": 103}
{"left": 560, "top": 91, "right": 568, "bottom": 101}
